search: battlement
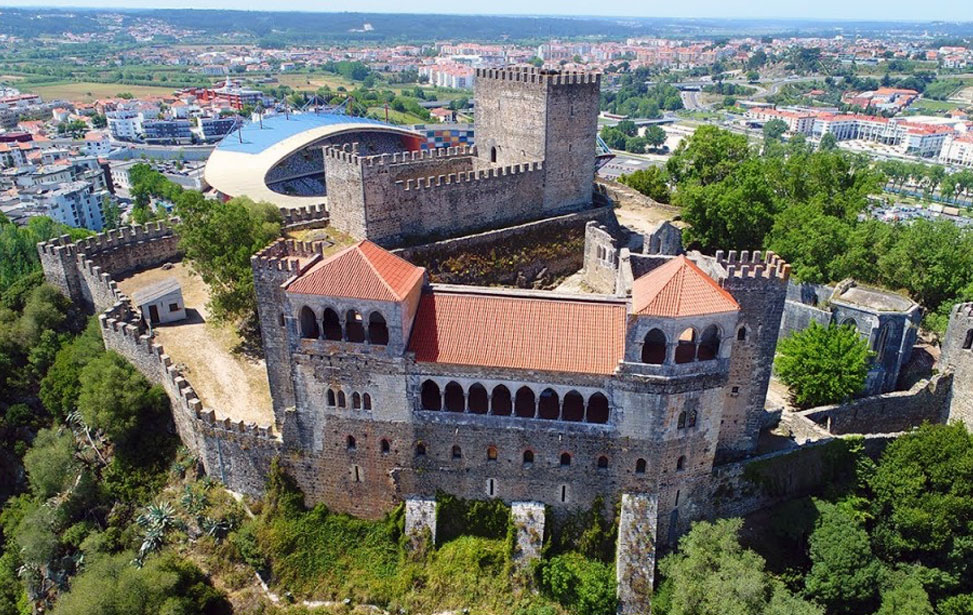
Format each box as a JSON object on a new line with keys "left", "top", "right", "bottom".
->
{"left": 251, "top": 238, "right": 331, "bottom": 272}
{"left": 323, "top": 142, "right": 477, "bottom": 168}
{"left": 952, "top": 302, "right": 973, "bottom": 322}
{"left": 38, "top": 220, "right": 175, "bottom": 258}
{"left": 397, "top": 161, "right": 543, "bottom": 191}
{"left": 715, "top": 250, "right": 791, "bottom": 283}
{"left": 279, "top": 204, "right": 328, "bottom": 230}
{"left": 474, "top": 66, "right": 601, "bottom": 86}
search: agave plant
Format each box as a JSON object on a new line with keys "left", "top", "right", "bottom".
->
{"left": 133, "top": 502, "right": 185, "bottom": 567}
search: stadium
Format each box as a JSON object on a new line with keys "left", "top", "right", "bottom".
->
{"left": 204, "top": 112, "right": 423, "bottom": 208}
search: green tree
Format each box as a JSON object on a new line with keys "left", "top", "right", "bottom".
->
{"left": 766, "top": 203, "right": 852, "bottom": 283}
{"left": 542, "top": 552, "right": 616, "bottom": 615}
{"left": 875, "top": 570, "right": 934, "bottom": 615}
{"left": 819, "top": 132, "right": 838, "bottom": 151}
{"left": 23, "top": 427, "right": 81, "bottom": 499}
{"left": 619, "top": 166, "right": 671, "bottom": 204}
{"left": 644, "top": 125, "right": 667, "bottom": 149}
{"left": 763, "top": 118, "right": 788, "bottom": 141}
{"left": 666, "top": 125, "right": 753, "bottom": 187}
{"left": 40, "top": 318, "right": 105, "bottom": 420}
{"left": 775, "top": 322, "right": 873, "bottom": 408}
{"left": 615, "top": 120, "right": 638, "bottom": 137}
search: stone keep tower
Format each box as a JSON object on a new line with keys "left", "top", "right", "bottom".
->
{"left": 473, "top": 66, "right": 601, "bottom": 212}
{"left": 943, "top": 303, "right": 973, "bottom": 429}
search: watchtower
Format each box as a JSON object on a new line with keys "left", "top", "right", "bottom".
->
{"left": 473, "top": 66, "right": 601, "bottom": 213}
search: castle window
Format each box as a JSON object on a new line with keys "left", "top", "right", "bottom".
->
{"left": 491, "top": 385, "right": 512, "bottom": 416}
{"left": 487, "top": 478, "right": 496, "bottom": 497}
{"left": 523, "top": 450, "right": 534, "bottom": 466}
{"left": 363, "top": 393, "right": 372, "bottom": 411}
{"left": 444, "top": 381, "right": 465, "bottom": 412}
{"left": 560, "top": 453, "right": 572, "bottom": 467}
{"left": 697, "top": 325, "right": 720, "bottom": 361}
{"left": 635, "top": 458, "right": 647, "bottom": 474}
{"left": 323, "top": 308, "right": 342, "bottom": 341}
{"left": 842, "top": 318, "right": 860, "bottom": 333}
{"left": 586, "top": 393, "right": 610, "bottom": 424}
{"left": 538, "top": 388, "right": 560, "bottom": 420}
{"left": 675, "top": 328, "right": 697, "bottom": 364}
{"left": 676, "top": 455, "right": 686, "bottom": 471}
{"left": 337, "top": 391, "right": 346, "bottom": 408}
{"left": 327, "top": 389, "right": 336, "bottom": 407}
{"left": 514, "top": 387, "right": 536, "bottom": 418}
{"left": 346, "top": 435, "right": 356, "bottom": 450}
{"left": 345, "top": 310, "right": 366, "bottom": 343}
{"left": 420, "top": 380, "right": 441, "bottom": 411}
{"left": 353, "top": 465, "right": 362, "bottom": 483}
{"left": 368, "top": 312, "right": 389, "bottom": 345}
{"left": 490, "top": 146, "right": 497, "bottom": 163}
{"left": 352, "top": 392, "right": 361, "bottom": 410}
{"left": 487, "top": 446, "right": 498, "bottom": 462}
{"left": 686, "top": 409, "right": 697, "bottom": 428}
{"left": 279, "top": 312, "right": 285, "bottom": 327}
{"left": 677, "top": 411, "right": 687, "bottom": 429}
{"left": 737, "top": 326, "right": 747, "bottom": 342}
{"left": 641, "top": 328, "right": 667, "bottom": 365}
{"left": 468, "top": 383, "right": 488, "bottom": 414}
{"left": 731, "top": 386, "right": 740, "bottom": 396}
{"left": 381, "top": 438, "right": 390, "bottom": 454}
{"left": 560, "top": 484, "right": 568, "bottom": 503}
{"left": 597, "top": 455, "right": 609, "bottom": 470}
{"left": 416, "top": 442, "right": 427, "bottom": 457}
{"left": 965, "top": 329, "right": 973, "bottom": 350}
{"left": 299, "top": 306, "right": 319, "bottom": 339}
{"left": 452, "top": 445, "right": 462, "bottom": 460}
{"left": 562, "top": 390, "right": 585, "bottom": 422}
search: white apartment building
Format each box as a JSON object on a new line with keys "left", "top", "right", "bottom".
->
{"left": 940, "top": 134, "right": 973, "bottom": 168}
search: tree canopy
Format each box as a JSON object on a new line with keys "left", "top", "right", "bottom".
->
{"left": 775, "top": 322, "right": 873, "bottom": 408}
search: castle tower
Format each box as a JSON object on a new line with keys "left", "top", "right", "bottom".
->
{"left": 473, "top": 66, "right": 601, "bottom": 213}
{"left": 714, "top": 251, "right": 790, "bottom": 460}
{"left": 942, "top": 302, "right": 973, "bottom": 429}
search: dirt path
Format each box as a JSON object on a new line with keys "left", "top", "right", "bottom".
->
{"left": 117, "top": 262, "right": 274, "bottom": 427}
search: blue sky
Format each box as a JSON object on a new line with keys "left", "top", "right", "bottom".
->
{"left": 0, "top": 0, "right": 970, "bottom": 21}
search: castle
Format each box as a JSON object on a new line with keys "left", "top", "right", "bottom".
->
{"left": 36, "top": 67, "right": 973, "bottom": 615}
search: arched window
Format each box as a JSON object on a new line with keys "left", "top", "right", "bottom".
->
{"left": 345, "top": 310, "right": 366, "bottom": 343}
{"left": 346, "top": 435, "right": 356, "bottom": 450}
{"left": 327, "top": 389, "right": 336, "bottom": 407}
{"left": 487, "top": 446, "right": 498, "bottom": 461}
{"left": 675, "top": 328, "right": 697, "bottom": 364}
{"left": 697, "top": 325, "right": 720, "bottom": 361}
{"left": 515, "top": 387, "right": 536, "bottom": 419}
{"left": 562, "top": 390, "right": 585, "bottom": 422}
{"left": 468, "top": 384, "right": 489, "bottom": 414}
{"left": 677, "top": 411, "right": 687, "bottom": 429}
{"left": 444, "top": 381, "right": 465, "bottom": 412}
{"left": 337, "top": 391, "right": 346, "bottom": 408}
{"left": 420, "top": 380, "right": 441, "bottom": 411}
{"left": 560, "top": 452, "right": 572, "bottom": 467}
{"left": 737, "top": 326, "right": 747, "bottom": 342}
{"left": 523, "top": 450, "right": 534, "bottom": 465}
{"left": 842, "top": 317, "right": 859, "bottom": 332}
{"left": 490, "top": 146, "right": 497, "bottom": 163}
{"left": 676, "top": 455, "right": 686, "bottom": 471}
{"left": 635, "top": 458, "right": 647, "bottom": 474}
{"left": 352, "top": 392, "right": 361, "bottom": 410}
{"left": 452, "top": 445, "right": 462, "bottom": 459}
{"left": 686, "top": 408, "right": 697, "bottom": 428}
{"left": 586, "top": 393, "right": 610, "bottom": 424}
{"left": 965, "top": 329, "right": 973, "bottom": 350}
{"left": 538, "top": 388, "right": 560, "bottom": 420}
{"left": 299, "top": 306, "right": 319, "bottom": 339}
{"left": 368, "top": 312, "right": 389, "bottom": 345}
{"left": 641, "top": 328, "right": 667, "bottom": 364}
{"left": 363, "top": 393, "right": 372, "bottom": 411}
{"left": 416, "top": 442, "right": 426, "bottom": 457}
{"left": 491, "top": 385, "right": 512, "bottom": 416}
{"left": 323, "top": 308, "right": 342, "bottom": 340}
{"left": 874, "top": 324, "right": 891, "bottom": 364}
{"left": 597, "top": 455, "right": 609, "bottom": 470}
{"left": 380, "top": 438, "right": 390, "bottom": 454}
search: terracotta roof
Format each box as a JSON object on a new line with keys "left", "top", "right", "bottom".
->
{"left": 286, "top": 240, "right": 424, "bottom": 302}
{"left": 408, "top": 291, "right": 626, "bottom": 375}
{"left": 632, "top": 255, "right": 739, "bottom": 317}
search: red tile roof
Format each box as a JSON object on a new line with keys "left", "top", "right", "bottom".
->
{"left": 286, "top": 240, "right": 424, "bottom": 302}
{"left": 632, "top": 255, "right": 739, "bottom": 318}
{"left": 408, "top": 291, "right": 627, "bottom": 375}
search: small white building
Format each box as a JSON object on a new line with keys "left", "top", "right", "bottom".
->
{"left": 132, "top": 278, "right": 187, "bottom": 325}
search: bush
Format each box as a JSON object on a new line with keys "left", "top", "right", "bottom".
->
{"left": 541, "top": 552, "right": 616, "bottom": 615}
{"left": 23, "top": 427, "right": 80, "bottom": 499}
{"left": 775, "top": 321, "right": 873, "bottom": 408}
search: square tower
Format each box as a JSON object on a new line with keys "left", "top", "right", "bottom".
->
{"left": 473, "top": 66, "right": 601, "bottom": 213}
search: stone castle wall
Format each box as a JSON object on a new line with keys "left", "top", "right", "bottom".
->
{"left": 582, "top": 222, "right": 620, "bottom": 294}
{"left": 940, "top": 302, "right": 973, "bottom": 429}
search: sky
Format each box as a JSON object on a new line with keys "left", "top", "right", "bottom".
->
{"left": 0, "top": 0, "right": 971, "bottom": 22}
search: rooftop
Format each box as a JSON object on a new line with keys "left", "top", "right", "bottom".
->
{"left": 833, "top": 282, "right": 918, "bottom": 313}
{"left": 131, "top": 277, "right": 181, "bottom": 306}
{"left": 632, "top": 255, "right": 739, "bottom": 318}
{"left": 286, "top": 240, "right": 425, "bottom": 302}
{"left": 215, "top": 112, "right": 393, "bottom": 156}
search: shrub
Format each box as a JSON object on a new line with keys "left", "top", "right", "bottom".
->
{"left": 775, "top": 321, "right": 873, "bottom": 408}
{"left": 541, "top": 552, "right": 616, "bottom": 615}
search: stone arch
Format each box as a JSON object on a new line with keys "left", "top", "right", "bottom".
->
{"left": 841, "top": 317, "right": 859, "bottom": 330}
{"left": 491, "top": 384, "right": 512, "bottom": 416}
{"left": 514, "top": 386, "right": 536, "bottom": 418}
{"left": 697, "top": 324, "right": 721, "bottom": 361}
{"left": 562, "top": 390, "right": 585, "bottom": 422}
{"left": 352, "top": 392, "right": 361, "bottom": 410}
{"left": 345, "top": 309, "right": 366, "bottom": 342}
{"left": 490, "top": 145, "right": 497, "bottom": 163}
{"left": 368, "top": 311, "right": 389, "bottom": 345}
{"left": 487, "top": 445, "right": 498, "bottom": 461}
{"left": 586, "top": 392, "right": 610, "bottom": 424}
{"left": 452, "top": 445, "right": 462, "bottom": 459}
{"left": 337, "top": 390, "right": 346, "bottom": 408}
{"left": 363, "top": 393, "right": 372, "bottom": 410}
{"left": 323, "top": 308, "right": 342, "bottom": 340}
{"left": 523, "top": 450, "right": 534, "bottom": 465}
{"left": 299, "top": 306, "right": 319, "bottom": 339}
{"left": 635, "top": 458, "right": 647, "bottom": 474}
{"left": 538, "top": 388, "right": 560, "bottom": 420}
{"left": 560, "top": 452, "right": 572, "bottom": 467}
{"left": 420, "top": 380, "right": 441, "bottom": 411}
{"left": 677, "top": 410, "right": 687, "bottom": 429}
{"left": 675, "top": 327, "right": 697, "bottom": 364}
{"left": 597, "top": 455, "right": 609, "bottom": 470}
{"left": 468, "top": 383, "right": 489, "bottom": 414}
{"left": 641, "top": 328, "right": 667, "bottom": 364}
{"left": 444, "top": 381, "right": 465, "bottom": 412}
{"left": 676, "top": 455, "right": 686, "bottom": 471}
{"left": 327, "top": 389, "right": 336, "bottom": 407}
{"left": 346, "top": 435, "right": 356, "bottom": 450}
{"left": 380, "top": 438, "right": 390, "bottom": 454}
{"left": 736, "top": 325, "right": 747, "bottom": 341}
{"left": 686, "top": 407, "right": 697, "bottom": 428}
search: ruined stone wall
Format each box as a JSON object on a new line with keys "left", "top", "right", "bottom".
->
{"left": 941, "top": 303, "right": 973, "bottom": 429}
{"left": 582, "top": 221, "right": 620, "bottom": 294}
{"left": 796, "top": 373, "right": 951, "bottom": 435}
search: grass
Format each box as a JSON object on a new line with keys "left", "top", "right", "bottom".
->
{"left": 365, "top": 106, "right": 427, "bottom": 125}
{"left": 276, "top": 72, "right": 358, "bottom": 92}
{"left": 22, "top": 81, "right": 177, "bottom": 103}
{"left": 908, "top": 98, "right": 964, "bottom": 113}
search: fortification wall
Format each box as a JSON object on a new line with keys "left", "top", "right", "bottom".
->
{"left": 582, "top": 221, "right": 620, "bottom": 294}
{"left": 943, "top": 303, "right": 973, "bottom": 429}
{"left": 593, "top": 179, "right": 681, "bottom": 214}
{"left": 279, "top": 204, "right": 328, "bottom": 231}
{"left": 797, "top": 372, "right": 952, "bottom": 435}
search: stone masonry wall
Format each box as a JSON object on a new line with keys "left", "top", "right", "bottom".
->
{"left": 943, "top": 303, "right": 973, "bottom": 429}
{"left": 582, "top": 221, "right": 620, "bottom": 294}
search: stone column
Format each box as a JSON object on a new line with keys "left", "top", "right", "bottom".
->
{"left": 511, "top": 501, "right": 545, "bottom": 567}
{"left": 616, "top": 493, "right": 658, "bottom": 615}
{"left": 404, "top": 497, "right": 437, "bottom": 549}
